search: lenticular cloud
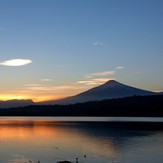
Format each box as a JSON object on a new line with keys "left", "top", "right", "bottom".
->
{"left": 0, "top": 59, "right": 32, "bottom": 66}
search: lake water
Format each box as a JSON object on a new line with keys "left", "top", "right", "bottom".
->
{"left": 0, "top": 117, "right": 163, "bottom": 163}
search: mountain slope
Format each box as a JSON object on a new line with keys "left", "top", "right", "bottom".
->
{"left": 0, "top": 99, "right": 34, "bottom": 109}
{"left": 43, "top": 80, "right": 156, "bottom": 105}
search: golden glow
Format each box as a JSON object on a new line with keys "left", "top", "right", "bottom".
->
{"left": 0, "top": 121, "right": 58, "bottom": 140}
{"left": 0, "top": 119, "right": 119, "bottom": 158}
{"left": 0, "top": 78, "right": 114, "bottom": 102}
{"left": 0, "top": 94, "right": 64, "bottom": 102}
{"left": 0, "top": 84, "right": 87, "bottom": 102}
{"left": 32, "top": 95, "right": 66, "bottom": 102}
{"left": 0, "top": 95, "right": 29, "bottom": 101}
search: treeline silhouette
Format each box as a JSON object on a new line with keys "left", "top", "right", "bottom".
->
{"left": 0, "top": 95, "right": 163, "bottom": 117}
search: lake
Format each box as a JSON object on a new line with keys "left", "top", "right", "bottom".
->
{"left": 0, "top": 117, "right": 163, "bottom": 163}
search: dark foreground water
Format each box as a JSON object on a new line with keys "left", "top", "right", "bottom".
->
{"left": 0, "top": 117, "right": 163, "bottom": 163}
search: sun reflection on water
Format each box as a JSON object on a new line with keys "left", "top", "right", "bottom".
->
{"left": 0, "top": 118, "right": 163, "bottom": 163}
{"left": 0, "top": 118, "right": 120, "bottom": 163}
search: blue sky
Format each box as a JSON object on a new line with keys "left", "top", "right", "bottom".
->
{"left": 0, "top": 0, "right": 163, "bottom": 101}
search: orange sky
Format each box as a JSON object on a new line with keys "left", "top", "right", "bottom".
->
{"left": 0, "top": 78, "right": 114, "bottom": 102}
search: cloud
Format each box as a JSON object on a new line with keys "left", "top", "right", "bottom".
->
{"left": 93, "top": 41, "right": 104, "bottom": 46}
{"left": 116, "top": 66, "right": 124, "bottom": 70}
{"left": 23, "top": 84, "right": 41, "bottom": 87}
{"left": 77, "top": 80, "right": 93, "bottom": 84}
{"left": 78, "top": 70, "right": 116, "bottom": 86}
{"left": 77, "top": 78, "right": 115, "bottom": 85}
{"left": 91, "top": 71, "right": 115, "bottom": 76}
{"left": 22, "top": 83, "right": 83, "bottom": 93}
{"left": 15, "top": 83, "right": 84, "bottom": 102}
{"left": 41, "top": 79, "right": 53, "bottom": 82}
{"left": 84, "top": 70, "right": 115, "bottom": 80}
{"left": 0, "top": 59, "right": 32, "bottom": 66}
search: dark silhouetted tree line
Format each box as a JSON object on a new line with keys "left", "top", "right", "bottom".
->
{"left": 0, "top": 95, "right": 163, "bottom": 117}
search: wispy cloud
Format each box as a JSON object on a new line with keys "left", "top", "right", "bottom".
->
{"left": 93, "top": 41, "right": 104, "bottom": 46}
{"left": 17, "top": 83, "right": 87, "bottom": 101}
{"left": 91, "top": 71, "right": 115, "bottom": 76}
{"left": 23, "top": 84, "right": 41, "bottom": 87}
{"left": 41, "top": 78, "right": 53, "bottom": 82}
{"left": 15, "top": 76, "right": 116, "bottom": 102}
{"left": 116, "top": 66, "right": 124, "bottom": 70}
{"left": 21, "top": 80, "right": 86, "bottom": 94}
{"left": 77, "top": 78, "right": 115, "bottom": 85}
{"left": 0, "top": 59, "right": 32, "bottom": 66}
{"left": 78, "top": 70, "right": 116, "bottom": 86}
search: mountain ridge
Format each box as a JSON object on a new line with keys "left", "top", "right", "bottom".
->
{"left": 0, "top": 80, "right": 159, "bottom": 108}
{"left": 40, "top": 80, "right": 157, "bottom": 105}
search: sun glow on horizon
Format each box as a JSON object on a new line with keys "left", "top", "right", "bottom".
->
{"left": 0, "top": 78, "right": 116, "bottom": 102}
{"left": 0, "top": 95, "right": 29, "bottom": 101}
{"left": 0, "top": 93, "right": 69, "bottom": 102}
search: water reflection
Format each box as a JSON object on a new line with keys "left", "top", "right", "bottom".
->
{"left": 0, "top": 118, "right": 163, "bottom": 163}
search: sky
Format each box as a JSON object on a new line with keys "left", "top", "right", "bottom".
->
{"left": 0, "top": 0, "right": 163, "bottom": 102}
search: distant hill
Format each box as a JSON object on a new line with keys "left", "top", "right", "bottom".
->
{"left": 42, "top": 80, "right": 156, "bottom": 105}
{"left": 0, "top": 99, "right": 34, "bottom": 109}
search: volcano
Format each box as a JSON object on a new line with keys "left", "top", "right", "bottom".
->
{"left": 45, "top": 80, "right": 156, "bottom": 105}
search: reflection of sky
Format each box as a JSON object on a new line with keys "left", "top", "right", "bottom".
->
{"left": 0, "top": 119, "right": 163, "bottom": 163}
{"left": 0, "top": 122, "right": 119, "bottom": 162}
